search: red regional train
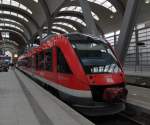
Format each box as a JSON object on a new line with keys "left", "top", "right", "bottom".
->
{"left": 17, "top": 33, "right": 128, "bottom": 116}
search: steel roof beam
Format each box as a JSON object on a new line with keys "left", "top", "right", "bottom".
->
{"left": 51, "top": 28, "right": 65, "bottom": 34}
{"left": 0, "top": 14, "right": 32, "bottom": 38}
{"left": 0, "top": 27, "right": 28, "bottom": 44}
{"left": 108, "top": 0, "right": 125, "bottom": 16}
{"left": 0, "top": 5, "right": 40, "bottom": 32}
{"left": 39, "top": 0, "right": 53, "bottom": 33}
{"left": 0, "top": 29, "right": 27, "bottom": 43}
{"left": 116, "top": 0, "right": 142, "bottom": 65}
{"left": 56, "top": 11, "right": 104, "bottom": 35}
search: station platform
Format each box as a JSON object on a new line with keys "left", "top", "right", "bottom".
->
{"left": 0, "top": 69, "right": 94, "bottom": 125}
{"left": 125, "top": 71, "right": 150, "bottom": 113}
{"left": 1, "top": 69, "right": 150, "bottom": 125}
{"left": 125, "top": 70, "right": 150, "bottom": 77}
{"left": 127, "top": 85, "right": 150, "bottom": 114}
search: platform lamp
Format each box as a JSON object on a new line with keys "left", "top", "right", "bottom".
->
{"left": 13, "top": 53, "right": 18, "bottom": 65}
{"left": 145, "top": 0, "right": 150, "bottom": 4}
{"left": 14, "top": 54, "right": 18, "bottom": 58}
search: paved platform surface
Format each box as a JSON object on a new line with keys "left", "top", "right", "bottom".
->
{"left": 125, "top": 71, "right": 150, "bottom": 77}
{"left": 120, "top": 71, "right": 150, "bottom": 113}
{"left": 127, "top": 85, "right": 150, "bottom": 113}
{"left": 0, "top": 69, "right": 94, "bottom": 125}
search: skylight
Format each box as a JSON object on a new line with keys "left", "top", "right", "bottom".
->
{"left": 33, "top": 0, "right": 38, "bottom": 3}
{"left": 51, "top": 31, "right": 60, "bottom": 34}
{"left": 0, "top": 18, "right": 22, "bottom": 26}
{"left": 1, "top": 32, "right": 9, "bottom": 38}
{"left": 0, "top": 28, "right": 24, "bottom": 39}
{"left": 53, "top": 22, "right": 77, "bottom": 31}
{"left": 0, "top": 23, "right": 24, "bottom": 32}
{"left": 0, "top": 10, "right": 29, "bottom": 22}
{"left": 52, "top": 26, "right": 68, "bottom": 33}
{"left": 60, "top": 6, "right": 99, "bottom": 21}
{"left": 0, "top": 0, "right": 32, "bottom": 14}
{"left": 87, "top": 0, "right": 117, "bottom": 13}
{"left": 56, "top": 16, "right": 86, "bottom": 26}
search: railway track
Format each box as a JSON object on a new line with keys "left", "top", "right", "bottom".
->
{"left": 18, "top": 69, "right": 148, "bottom": 125}
{"left": 87, "top": 113, "right": 145, "bottom": 125}
{"left": 126, "top": 75, "right": 150, "bottom": 89}
{"left": 117, "top": 113, "right": 145, "bottom": 125}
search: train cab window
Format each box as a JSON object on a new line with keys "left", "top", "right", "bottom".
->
{"left": 45, "top": 49, "right": 52, "bottom": 71}
{"left": 57, "top": 48, "right": 72, "bottom": 74}
{"left": 38, "top": 52, "right": 45, "bottom": 70}
{"left": 69, "top": 37, "right": 122, "bottom": 74}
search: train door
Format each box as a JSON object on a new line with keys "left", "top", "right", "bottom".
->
{"left": 31, "top": 54, "right": 36, "bottom": 76}
{"left": 35, "top": 51, "right": 45, "bottom": 77}
{"left": 44, "top": 48, "right": 56, "bottom": 82}
{"left": 56, "top": 47, "right": 73, "bottom": 88}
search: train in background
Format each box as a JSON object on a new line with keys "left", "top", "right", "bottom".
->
{"left": 0, "top": 55, "right": 11, "bottom": 72}
{"left": 17, "top": 33, "right": 128, "bottom": 116}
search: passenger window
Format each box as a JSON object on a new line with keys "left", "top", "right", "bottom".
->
{"left": 27, "top": 57, "right": 32, "bottom": 68}
{"left": 36, "top": 54, "right": 39, "bottom": 69}
{"left": 39, "top": 52, "right": 45, "bottom": 70}
{"left": 57, "top": 48, "right": 72, "bottom": 74}
{"left": 45, "top": 49, "right": 52, "bottom": 71}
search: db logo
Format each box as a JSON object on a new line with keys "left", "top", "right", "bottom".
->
{"left": 106, "top": 78, "right": 113, "bottom": 83}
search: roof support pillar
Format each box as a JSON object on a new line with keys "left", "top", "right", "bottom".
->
{"left": 135, "top": 28, "right": 139, "bottom": 66}
{"left": 79, "top": 0, "right": 99, "bottom": 36}
{"left": 116, "top": 0, "right": 142, "bottom": 65}
{"left": 39, "top": 0, "right": 53, "bottom": 34}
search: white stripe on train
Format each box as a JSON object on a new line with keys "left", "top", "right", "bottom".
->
{"left": 20, "top": 68, "right": 92, "bottom": 98}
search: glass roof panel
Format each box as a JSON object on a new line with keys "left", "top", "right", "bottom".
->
{"left": 20, "top": 4, "right": 27, "bottom": 10}
{"left": 11, "top": 0, "right": 19, "bottom": 7}
{"left": 0, "top": 23, "right": 24, "bottom": 32}
{"left": 3, "top": 11, "right": 10, "bottom": 14}
{"left": 52, "top": 26, "right": 68, "bottom": 33}
{"left": 102, "top": 1, "right": 112, "bottom": 8}
{"left": 56, "top": 16, "right": 86, "bottom": 26}
{"left": 60, "top": 6, "right": 99, "bottom": 21}
{"left": 1, "top": 32, "right": 10, "bottom": 38}
{"left": 0, "top": 10, "right": 29, "bottom": 22}
{"left": 33, "top": 0, "right": 38, "bottom": 3}
{"left": 3, "top": 0, "right": 10, "bottom": 5}
{"left": 0, "top": 18, "right": 22, "bottom": 26}
{"left": 87, "top": 0, "right": 117, "bottom": 13}
{"left": 11, "top": 12, "right": 17, "bottom": 16}
{"left": 0, "top": 29, "right": 25, "bottom": 40}
{"left": 53, "top": 22, "right": 77, "bottom": 31}
{"left": 0, "top": 0, "right": 32, "bottom": 14}
{"left": 51, "top": 31, "right": 60, "bottom": 34}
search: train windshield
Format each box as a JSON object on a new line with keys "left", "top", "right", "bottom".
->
{"left": 70, "top": 38, "right": 121, "bottom": 74}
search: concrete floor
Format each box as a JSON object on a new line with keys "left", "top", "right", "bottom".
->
{"left": 127, "top": 85, "right": 150, "bottom": 113}
{"left": 0, "top": 69, "right": 94, "bottom": 125}
{"left": 1, "top": 68, "right": 150, "bottom": 125}
{"left": 126, "top": 71, "right": 150, "bottom": 113}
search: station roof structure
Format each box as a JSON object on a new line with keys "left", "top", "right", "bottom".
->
{"left": 0, "top": 0, "right": 150, "bottom": 54}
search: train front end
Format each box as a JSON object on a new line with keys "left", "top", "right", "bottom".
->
{"left": 67, "top": 33, "right": 128, "bottom": 116}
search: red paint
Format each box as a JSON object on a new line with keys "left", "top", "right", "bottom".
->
{"left": 18, "top": 34, "right": 126, "bottom": 91}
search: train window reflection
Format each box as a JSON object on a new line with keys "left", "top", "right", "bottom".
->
{"left": 38, "top": 52, "right": 45, "bottom": 70}
{"left": 45, "top": 49, "right": 52, "bottom": 71}
{"left": 70, "top": 39, "right": 121, "bottom": 74}
{"left": 57, "top": 48, "right": 72, "bottom": 74}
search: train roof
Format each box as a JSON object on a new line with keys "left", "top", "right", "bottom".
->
{"left": 40, "top": 32, "right": 107, "bottom": 44}
{"left": 64, "top": 33, "right": 107, "bottom": 44}
{"left": 19, "top": 33, "right": 109, "bottom": 59}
